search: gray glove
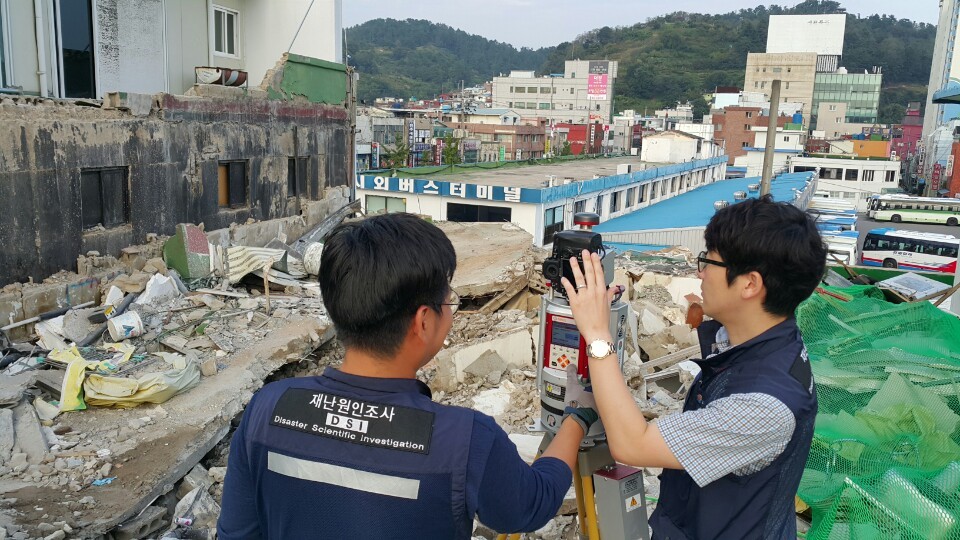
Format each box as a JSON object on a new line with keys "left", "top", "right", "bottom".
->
{"left": 563, "top": 364, "right": 599, "bottom": 434}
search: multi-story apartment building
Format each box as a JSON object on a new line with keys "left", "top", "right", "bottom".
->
{"left": 491, "top": 60, "right": 618, "bottom": 124}
{"left": 811, "top": 71, "right": 882, "bottom": 127}
{"left": 0, "top": 0, "right": 342, "bottom": 97}
{"left": 744, "top": 53, "right": 818, "bottom": 121}
{"left": 712, "top": 106, "right": 790, "bottom": 164}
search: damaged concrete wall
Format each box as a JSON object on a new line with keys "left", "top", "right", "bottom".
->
{"left": 0, "top": 89, "right": 351, "bottom": 285}
{"left": 96, "top": 0, "right": 167, "bottom": 95}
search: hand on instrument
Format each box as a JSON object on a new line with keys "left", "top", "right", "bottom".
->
{"left": 560, "top": 250, "right": 621, "bottom": 344}
{"left": 563, "top": 364, "right": 598, "bottom": 436}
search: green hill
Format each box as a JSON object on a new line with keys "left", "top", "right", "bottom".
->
{"left": 346, "top": 18, "right": 552, "bottom": 103}
{"left": 347, "top": 1, "right": 936, "bottom": 123}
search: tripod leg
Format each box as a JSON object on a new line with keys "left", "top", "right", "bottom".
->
{"left": 580, "top": 471, "right": 601, "bottom": 540}
{"left": 573, "top": 466, "right": 587, "bottom": 537}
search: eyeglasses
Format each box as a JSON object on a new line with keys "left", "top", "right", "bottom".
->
{"left": 697, "top": 251, "right": 728, "bottom": 273}
{"left": 440, "top": 289, "right": 460, "bottom": 315}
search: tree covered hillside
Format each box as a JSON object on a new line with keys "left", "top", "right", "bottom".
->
{"left": 347, "top": 1, "right": 936, "bottom": 122}
{"left": 347, "top": 18, "right": 552, "bottom": 103}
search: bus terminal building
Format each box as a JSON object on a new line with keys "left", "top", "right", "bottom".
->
{"left": 355, "top": 156, "right": 728, "bottom": 246}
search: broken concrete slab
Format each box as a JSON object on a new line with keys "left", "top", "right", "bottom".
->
{"left": 176, "top": 464, "right": 210, "bottom": 500}
{"left": 440, "top": 222, "right": 536, "bottom": 298}
{"left": 11, "top": 403, "right": 49, "bottom": 464}
{"left": 174, "top": 486, "right": 221, "bottom": 528}
{"left": 0, "top": 409, "right": 13, "bottom": 464}
{"left": 432, "top": 327, "right": 536, "bottom": 392}
{"left": 3, "top": 318, "right": 332, "bottom": 537}
{"left": 163, "top": 225, "right": 213, "bottom": 281}
{"left": 463, "top": 350, "right": 508, "bottom": 384}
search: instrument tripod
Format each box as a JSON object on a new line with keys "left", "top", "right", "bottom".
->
{"left": 496, "top": 432, "right": 649, "bottom": 540}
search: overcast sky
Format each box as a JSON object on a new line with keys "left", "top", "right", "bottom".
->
{"left": 343, "top": 1, "right": 940, "bottom": 49}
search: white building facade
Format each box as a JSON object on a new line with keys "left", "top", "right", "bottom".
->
{"left": 491, "top": 60, "right": 618, "bottom": 124}
{"left": 0, "top": 0, "right": 342, "bottom": 98}
{"left": 355, "top": 157, "right": 728, "bottom": 247}
{"left": 790, "top": 156, "right": 901, "bottom": 211}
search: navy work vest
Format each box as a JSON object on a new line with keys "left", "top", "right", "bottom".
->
{"left": 649, "top": 318, "right": 817, "bottom": 540}
{"left": 239, "top": 368, "right": 476, "bottom": 539}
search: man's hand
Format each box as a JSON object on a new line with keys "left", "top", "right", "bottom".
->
{"left": 559, "top": 250, "right": 620, "bottom": 344}
{"left": 563, "top": 364, "right": 598, "bottom": 435}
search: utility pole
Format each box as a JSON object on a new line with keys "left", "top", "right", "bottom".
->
{"left": 760, "top": 79, "right": 781, "bottom": 196}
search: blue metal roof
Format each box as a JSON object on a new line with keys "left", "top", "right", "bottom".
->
{"left": 594, "top": 172, "right": 814, "bottom": 233}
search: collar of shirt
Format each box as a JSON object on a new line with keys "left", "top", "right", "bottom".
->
{"left": 695, "top": 317, "right": 799, "bottom": 374}
{"left": 320, "top": 367, "right": 433, "bottom": 399}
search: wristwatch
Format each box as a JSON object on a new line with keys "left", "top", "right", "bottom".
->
{"left": 586, "top": 339, "right": 616, "bottom": 360}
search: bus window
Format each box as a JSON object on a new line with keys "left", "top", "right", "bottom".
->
{"left": 945, "top": 246, "right": 959, "bottom": 259}
{"left": 863, "top": 237, "right": 878, "bottom": 250}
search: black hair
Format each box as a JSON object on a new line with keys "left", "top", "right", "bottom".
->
{"left": 704, "top": 195, "right": 826, "bottom": 316}
{"left": 318, "top": 213, "right": 457, "bottom": 357}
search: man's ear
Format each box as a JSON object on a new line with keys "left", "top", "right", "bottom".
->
{"left": 409, "top": 305, "right": 434, "bottom": 343}
{"left": 739, "top": 270, "right": 765, "bottom": 302}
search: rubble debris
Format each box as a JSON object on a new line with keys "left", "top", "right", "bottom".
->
{"left": 163, "top": 224, "right": 213, "bottom": 281}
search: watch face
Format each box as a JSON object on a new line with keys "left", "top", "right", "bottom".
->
{"left": 589, "top": 340, "right": 611, "bottom": 358}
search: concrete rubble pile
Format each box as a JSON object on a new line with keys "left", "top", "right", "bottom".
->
{"left": 0, "top": 197, "right": 350, "bottom": 539}
{"left": 1, "top": 211, "right": 703, "bottom": 539}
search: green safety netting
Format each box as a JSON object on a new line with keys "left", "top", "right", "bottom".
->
{"left": 796, "top": 286, "right": 960, "bottom": 539}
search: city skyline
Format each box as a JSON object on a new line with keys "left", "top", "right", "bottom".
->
{"left": 344, "top": 0, "right": 939, "bottom": 49}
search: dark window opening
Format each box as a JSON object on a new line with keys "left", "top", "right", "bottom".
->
{"left": 218, "top": 161, "right": 248, "bottom": 208}
{"left": 80, "top": 168, "right": 129, "bottom": 230}
{"left": 543, "top": 206, "right": 565, "bottom": 244}
{"left": 288, "top": 157, "right": 308, "bottom": 197}
{"left": 57, "top": 0, "right": 96, "bottom": 98}
{"left": 574, "top": 200, "right": 586, "bottom": 214}
{"left": 447, "top": 203, "right": 512, "bottom": 223}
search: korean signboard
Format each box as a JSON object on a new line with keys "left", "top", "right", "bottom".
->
{"left": 587, "top": 61, "right": 609, "bottom": 101}
{"left": 356, "top": 175, "right": 536, "bottom": 203}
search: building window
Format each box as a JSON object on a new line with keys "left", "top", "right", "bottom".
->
{"left": 885, "top": 171, "right": 895, "bottom": 182}
{"left": 784, "top": 136, "right": 790, "bottom": 142}
{"left": 57, "top": 0, "right": 97, "bottom": 98}
{"left": 863, "top": 170, "right": 875, "bottom": 182}
{"left": 626, "top": 187, "right": 636, "bottom": 207}
{"left": 540, "top": 87, "right": 551, "bottom": 93}
{"left": 744, "top": 124, "right": 750, "bottom": 130}
{"left": 288, "top": 157, "right": 308, "bottom": 197}
{"left": 80, "top": 168, "right": 129, "bottom": 230}
{"left": 745, "top": 112, "right": 753, "bottom": 118}
{"left": 0, "top": 3, "right": 8, "bottom": 87}
{"left": 543, "top": 206, "right": 565, "bottom": 244}
{"left": 527, "top": 87, "right": 537, "bottom": 93}
{"left": 574, "top": 199, "right": 586, "bottom": 214}
{"left": 515, "top": 87, "right": 526, "bottom": 93}
{"left": 218, "top": 161, "right": 248, "bottom": 208}
{"left": 829, "top": 104, "right": 837, "bottom": 111}
{"left": 448, "top": 202, "right": 512, "bottom": 223}
{"left": 366, "top": 195, "right": 406, "bottom": 214}
{"left": 213, "top": 6, "right": 239, "bottom": 57}
{"left": 785, "top": 82, "right": 790, "bottom": 90}
{"left": 670, "top": 178, "right": 677, "bottom": 193}
{"left": 610, "top": 191, "right": 621, "bottom": 213}
{"left": 844, "top": 169, "right": 859, "bottom": 181}
{"left": 742, "top": 141, "right": 749, "bottom": 148}
{"left": 787, "top": 67, "right": 792, "bottom": 73}
{"left": 638, "top": 184, "right": 647, "bottom": 203}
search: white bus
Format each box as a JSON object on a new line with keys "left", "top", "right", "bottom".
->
{"left": 866, "top": 195, "right": 960, "bottom": 226}
{"left": 861, "top": 228, "right": 959, "bottom": 273}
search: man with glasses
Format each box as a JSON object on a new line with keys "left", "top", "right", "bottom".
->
{"left": 561, "top": 196, "right": 825, "bottom": 539}
{"left": 219, "top": 213, "right": 592, "bottom": 539}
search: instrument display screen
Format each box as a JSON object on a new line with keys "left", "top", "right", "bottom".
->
{"left": 551, "top": 321, "right": 581, "bottom": 349}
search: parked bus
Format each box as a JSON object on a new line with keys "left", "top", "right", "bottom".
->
{"left": 861, "top": 228, "right": 959, "bottom": 273}
{"left": 866, "top": 195, "right": 960, "bottom": 226}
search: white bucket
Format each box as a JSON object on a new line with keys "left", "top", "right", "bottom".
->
{"left": 303, "top": 242, "right": 324, "bottom": 276}
{"left": 107, "top": 312, "right": 144, "bottom": 341}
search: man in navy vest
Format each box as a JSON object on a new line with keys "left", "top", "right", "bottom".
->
{"left": 218, "top": 213, "right": 597, "bottom": 539}
{"left": 561, "top": 196, "right": 824, "bottom": 539}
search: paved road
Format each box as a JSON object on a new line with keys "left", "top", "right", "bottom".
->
{"left": 855, "top": 214, "right": 959, "bottom": 253}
